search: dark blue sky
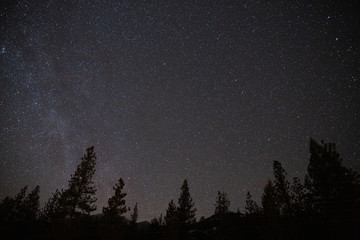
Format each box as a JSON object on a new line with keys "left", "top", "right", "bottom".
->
{"left": 1, "top": 0, "right": 359, "bottom": 221}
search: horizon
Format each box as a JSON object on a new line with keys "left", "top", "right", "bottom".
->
{"left": 2, "top": 137, "right": 357, "bottom": 222}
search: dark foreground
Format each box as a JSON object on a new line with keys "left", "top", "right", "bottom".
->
{"left": 1, "top": 213, "right": 359, "bottom": 240}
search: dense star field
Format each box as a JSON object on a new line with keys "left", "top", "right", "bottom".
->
{"left": 0, "top": 1, "right": 359, "bottom": 221}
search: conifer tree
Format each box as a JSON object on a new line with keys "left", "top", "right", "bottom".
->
{"left": 0, "top": 196, "right": 15, "bottom": 223}
{"left": 14, "top": 186, "right": 28, "bottom": 221}
{"left": 131, "top": 202, "right": 138, "bottom": 224}
{"left": 177, "top": 179, "right": 196, "bottom": 225}
{"left": 165, "top": 199, "right": 177, "bottom": 225}
{"left": 307, "top": 138, "right": 360, "bottom": 214}
{"left": 0, "top": 186, "right": 27, "bottom": 222}
{"left": 262, "top": 180, "right": 279, "bottom": 218}
{"left": 273, "top": 161, "right": 292, "bottom": 216}
{"left": 0, "top": 185, "right": 40, "bottom": 223}
{"left": 214, "top": 191, "right": 230, "bottom": 215}
{"left": 42, "top": 147, "right": 97, "bottom": 221}
{"left": 63, "top": 146, "right": 97, "bottom": 218}
{"left": 151, "top": 213, "right": 164, "bottom": 227}
{"left": 22, "top": 185, "right": 40, "bottom": 222}
{"left": 245, "top": 191, "right": 260, "bottom": 215}
{"left": 290, "top": 177, "right": 306, "bottom": 216}
{"left": 41, "top": 189, "right": 63, "bottom": 222}
{"left": 103, "top": 178, "right": 127, "bottom": 220}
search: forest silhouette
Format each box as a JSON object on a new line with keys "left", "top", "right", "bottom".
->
{"left": 0, "top": 138, "right": 359, "bottom": 239}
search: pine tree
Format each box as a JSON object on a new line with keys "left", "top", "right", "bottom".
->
{"left": 262, "top": 180, "right": 279, "bottom": 218}
{"left": 0, "top": 185, "right": 40, "bottom": 223}
{"left": 63, "top": 146, "right": 97, "bottom": 219}
{"left": 131, "top": 202, "right": 138, "bottom": 224}
{"left": 303, "top": 174, "right": 316, "bottom": 214}
{"left": 273, "top": 161, "right": 292, "bottom": 216}
{"left": 290, "top": 177, "right": 306, "bottom": 216}
{"left": 41, "top": 189, "right": 63, "bottom": 222}
{"left": 307, "top": 138, "right": 360, "bottom": 215}
{"left": 0, "top": 186, "right": 28, "bottom": 222}
{"left": 245, "top": 191, "right": 260, "bottom": 215}
{"left": 177, "top": 179, "right": 196, "bottom": 225}
{"left": 165, "top": 199, "right": 178, "bottom": 225}
{"left": 151, "top": 213, "right": 164, "bottom": 227}
{"left": 22, "top": 185, "right": 40, "bottom": 222}
{"left": 103, "top": 178, "right": 127, "bottom": 220}
{"left": 214, "top": 191, "right": 230, "bottom": 215}
{"left": 14, "top": 186, "right": 28, "bottom": 221}
{"left": 236, "top": 207, "right": 241, "bottom": 215}
{"left": 41, "top": 147, "right": 97, "bottom": 221}
{"left": 0, "top": 196, "right": 15, "bottom": 222}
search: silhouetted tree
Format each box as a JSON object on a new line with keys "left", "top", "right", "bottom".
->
{"left": 41, "top": 189, "right": 63, "bottom": 222}
{"left": 303, "top": 174, "right": 317, "bottom": 214}
{"left": 151, "top": 213, "right": 164, "bottom": 226}
{"left": 0, "top": 196, "right": 14, "bottom": 223}
{"left": 262, "top": 180, "right": 279, "bottom": 218}
{"left": 64, "top": 146, "right": 97, "bottom": 218}
{"left": 273, "top": 161, "right": 292, "bottom": 216}
{"left": 22, "top": 185, "right": 40, "bottom": 222}
{"left": 165, "top": 199, "right": 178, "bottom": 225}
{"left": 0, "top": 185, "right": 40, "bottom": 223}
{"left": 41, "top": 147, "right": 97, "bottom": 221}
{"left": 164, "top": 199, "right": 180, "bottom": 239}
{"left": 307, "top": 138, "right": 360, "bottom": 215}
{"left": 245, "top": 191, "right": 260, "bottom": 215}
{"left": 0, "top": 186, "right": 40, "bottom": 222}
{"left": 236, "top": 207, "right": 242, "bottom": 215}
{"left": 131, "top": 202, "right": 138, "bottom": 224}
{"left": 0, "top": 186, "right": 25, "bottom": 222}
{"left": 103, "top": 178, "right": 127, "bottom": 220}
{"left": 177, "top": 179, "right": 196, "bottom": 225}
{"left": 214, "top": 191, "right": 230, "bottom": 215}
{"left": 290, "top": 177, "right": 307, "bottom": 216}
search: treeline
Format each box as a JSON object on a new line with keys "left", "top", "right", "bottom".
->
{"left": 0, "top": 139, "right": 359, "bottom": 239}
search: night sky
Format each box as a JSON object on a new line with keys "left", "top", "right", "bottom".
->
{"left": 1, "top": 1, "right": 359, "bottom": 221}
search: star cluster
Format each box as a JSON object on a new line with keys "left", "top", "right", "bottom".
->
{"left": 1, "top": 1, "right": 359, "bottom": 220}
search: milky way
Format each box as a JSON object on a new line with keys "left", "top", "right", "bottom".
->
{"left": 1, "top": 1, "right": 359, "bottom": 221}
